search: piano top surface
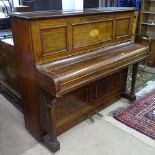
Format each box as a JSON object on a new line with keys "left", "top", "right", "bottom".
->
{"left": 11, "top": 7, "right": 135, "bottom": 20}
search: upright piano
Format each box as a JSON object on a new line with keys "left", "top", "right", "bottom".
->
{"left": 11, "top": 8, "right": 149, "bottom": 152}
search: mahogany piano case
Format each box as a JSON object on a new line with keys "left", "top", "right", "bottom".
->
{"left": 11, "top": 8, "right": 148, "bottom": 152}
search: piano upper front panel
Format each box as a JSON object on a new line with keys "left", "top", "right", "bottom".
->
{"left": 116, "top": 18, "right": 130, "bottom": 38}
{"left": 73, "top": 20, "right": 113, "bottom": 48}
{"left": 41, "top": 26, "right": 68, "bottom": 55}
{"left": 31, "top": 11, "right": 134, "bottom": 64}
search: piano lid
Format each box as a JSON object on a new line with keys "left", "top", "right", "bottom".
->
{"left": 37, "top": 41, "right": 148, "bottom": 97}
{"left": 10, "top": 7, "right": 135, "bottom": 20}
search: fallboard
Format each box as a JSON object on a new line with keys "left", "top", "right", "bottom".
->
{"left": 31, "top": 11, "right": 134, "bottom": 63}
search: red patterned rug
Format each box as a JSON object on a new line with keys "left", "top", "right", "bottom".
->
{"left": 114, "top": 90, "right": 155, "bottom": 140}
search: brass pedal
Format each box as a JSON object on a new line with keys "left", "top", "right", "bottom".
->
{"left": 88, "top": 115, "right": 95, "bottom": 123}
{"left": 94, "top": 110, "right": 103, "bottom": 118}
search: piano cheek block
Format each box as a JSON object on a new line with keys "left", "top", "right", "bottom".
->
{"left": 11, "top": 8, "right": 148, "bottom": 152}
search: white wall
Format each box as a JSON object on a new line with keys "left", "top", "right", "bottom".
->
{"left": 62, "top": 0, "right": 83, "bottom": 11}
{"left": 13, "top": 0, "right": 19, "bottom": 6}
{"left": 99, "top": 0, "right": 102, "bottom": 7}
{"left": 0, "top": 0, "right": 19, "bottom": 14}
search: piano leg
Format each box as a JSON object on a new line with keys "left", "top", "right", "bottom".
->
{"left": 42, "top": 98, "right": 60, "bottom": 152}
{"left": 123, "top": 63, "right": 139, "bottom": 102}
{"left": 130, "top": 63, "right": 139, "bottom": 100}
{"left": 43, "top": 135, "right": 60, "bottom": 152}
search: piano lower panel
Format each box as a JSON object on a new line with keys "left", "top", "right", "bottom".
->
{"left": 39, "top": 68, "right": 127, "bottom": 136}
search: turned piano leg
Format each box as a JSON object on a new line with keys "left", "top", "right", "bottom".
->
{"left": 130, "top": 63, "right": 139, "bottom": 100}
{"left": 42, "top": 99, "right": 60, "bottom": 152}
{"left": 123, "top": 63, "right": 139, "bottom": 102}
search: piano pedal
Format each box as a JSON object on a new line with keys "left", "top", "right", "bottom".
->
{"left": 87, "top": 115, "right": 95, "bottom": 123}
{"left": 94, "top": 110, "right": 104, "bottom": 118}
